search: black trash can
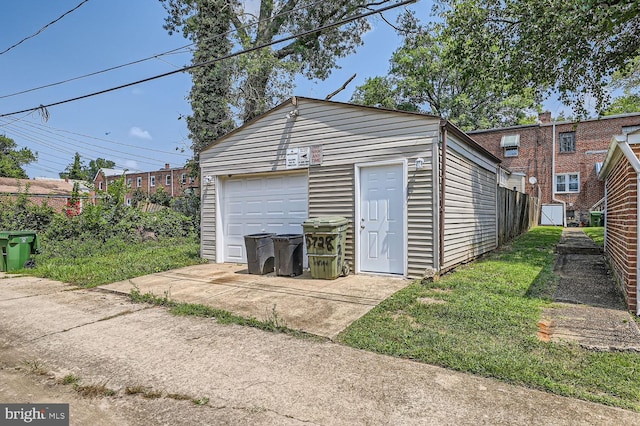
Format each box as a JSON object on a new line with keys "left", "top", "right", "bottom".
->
{"left": 273, "top": 234, "right": 304, "bottom": 277}
{"left": 244, "top": 233, "right": 275, "bottom": 275}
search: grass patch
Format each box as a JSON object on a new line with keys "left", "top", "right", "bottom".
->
{"left": 338, "top": 226, "right": 640, "bottom": 411}
{"left": 583, "top": 227, "right": 605, "bottom": 247}
{"left": 22, "top": 236, "right": 205, "bottom": 288}
{"left": 59, "top": 374, "right": 80, "bottom": 385}
{"left": 191, "top": 397, "right": 209, "bottom": 406}
{"left": 74, "top": 383, "right": 116, "bottom": 398}
{"left": 129, "top": 287, "right": 325, "bottom": 341}
{"left": 21, "top": 358, "right": 48, "bottom": 375}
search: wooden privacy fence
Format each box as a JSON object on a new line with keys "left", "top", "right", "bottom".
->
{"left": 497, "top": 186, "right": 540, "bottom": 245}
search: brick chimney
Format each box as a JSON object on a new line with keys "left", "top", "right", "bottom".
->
{"left": 538, "top": 111, "right": 551, "bottom": 124}
{"left": 164, "top": 163, "right": 170, "bottom": 170}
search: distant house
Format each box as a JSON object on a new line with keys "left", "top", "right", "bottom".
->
{"left": 199, "top": 97, "right": 502, "bottom": 278}
{"left": 0, "top": 177, "right": 91, "bottom": 212}
{"left": 94, "top": 164, "right": 198, "bottom": 206}
{"left": 470, "top": 112, "right": 640, "bottom": 226}
{"left": 597, "top": 130, "right": 640, "bottom": 315}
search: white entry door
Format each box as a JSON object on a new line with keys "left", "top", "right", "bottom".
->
{"left": 359, "top": 163, "right": 405, "bottom": 274}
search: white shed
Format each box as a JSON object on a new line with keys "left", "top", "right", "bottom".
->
{"left": 199, "top": 97, "right": 501, "bottom": 278}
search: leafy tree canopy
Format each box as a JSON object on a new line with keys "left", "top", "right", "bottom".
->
{"left": 59, "top": 155, "right": 116, "bottom": 182}
{"left": 0, "top": 135, "right": 37, "bottom": 179}
{"left": 601, "top": 93, "right": 640, "bottom": 116}
{"left": 437, "top": 0, "right": 640, "bottom": 115}
{"left": 351, "top": 12, "right": 538, "bottom": 130}
{"left": 161, "top": 0, "right": 389, "bottom": 155}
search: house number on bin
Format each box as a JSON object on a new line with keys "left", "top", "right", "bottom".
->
{"left": 305, "top": 235, "right": 334, "bottom": 251}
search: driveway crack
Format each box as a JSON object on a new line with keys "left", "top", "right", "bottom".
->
{"left": 25, "top": 307, "right": 151, "bottom": 342}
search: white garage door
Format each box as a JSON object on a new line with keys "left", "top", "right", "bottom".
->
{"left": 220, "top": 173, "right": 308, "bottom": 263}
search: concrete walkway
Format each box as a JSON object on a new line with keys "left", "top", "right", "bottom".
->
{"left": 1, "top": 275, "right": 638, "bottom": 425}
{"left": 542, "top": 228, "right": 640, "bottom": 351}
{"left": 99, "top": 263, "right": 410, "bottom": 339}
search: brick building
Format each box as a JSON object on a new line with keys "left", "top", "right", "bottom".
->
{"left": 0, "top": 177, "right": 92, "bottom": 213}
{"left": 94, "top": 163, "right": 199, "bottom": 206}
{"left": 470, "top": 112, "right": 640, "bottom": 226}
{"left": 598, "top": 131, "right": 640, "bottom": 314}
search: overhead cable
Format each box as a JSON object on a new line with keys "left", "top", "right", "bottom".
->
{"left": 0, "top": 0, "right": 416, "bottom": 118}
{"left": 0, "top": 0, "right": 91, "bottom": 56}
{"left": 0, "top": 0, "right": 329, "bottom": 100}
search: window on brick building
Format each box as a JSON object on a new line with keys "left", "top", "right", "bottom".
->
{"left": 559, "top": 132, "right": 576, "bottom": 152}
{"left": 555, "top": 173, "right": 579, "bottom": 193}
{"left": 504, "top": 146, "right": 518, "bottom": 157}
{"left": 99, "top": 182, "right": 103, "bottom": 190}
{"left": 190, "top": 176, "right": 195, "bottom": 184}
{"left": 126, "top": 198, "right": 131, "bottom": 206}
{"left": 137, "top": 177, "right": 142, "bottom": 188}
{"left": 500, "top": 134, "right": 520, "bottom": 157}
{"left": 150, "top": 176, "right": 156, "bottom": 187}
{"left": 127, "top": 178, "right": 132, "bottom": 187}
{"left": 166, "top": 175, "right": 171, "bottom": 185}
{"left": 181, "top": 173, "right": 187, "bottom": 184}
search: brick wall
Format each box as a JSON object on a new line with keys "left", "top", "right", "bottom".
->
{"left": 604, "top": 147, "right": 638, "bottom": 312}
{"left": 96, "top": 164, "right": 199, "bottom": 205}
{"left": 471, "top": 113, "right": 640, "bottom": 225}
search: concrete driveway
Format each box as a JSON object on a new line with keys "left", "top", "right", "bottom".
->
{"left": 99, "top": 263, "right": 410, "bottom": 339}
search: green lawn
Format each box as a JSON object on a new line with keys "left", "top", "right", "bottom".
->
{"left": 338, "top": 227, "right": 640, "bottom": 411}
{"left": 23, "top": 236, "right": 205, "bottom": 288}
{"left": 583, "top": 226, "right": 605, "bottom": 247}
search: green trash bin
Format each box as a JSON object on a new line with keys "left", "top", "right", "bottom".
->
{"left": 589, "top": 211, "right": 603, "bottom": 227}
{"left": 0, "top": 231, "right": 39, "bottom": 272}
{"left": 303, "top": 216, "right": 349, "bottom": 279}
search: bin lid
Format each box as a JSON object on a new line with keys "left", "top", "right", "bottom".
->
{"left": 302, "top": 216, "right": 348, "bottom": 229}
{"left": 0, "top": 230, "right": 37, "bottom": 238}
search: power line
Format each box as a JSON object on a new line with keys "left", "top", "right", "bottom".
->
{"left": 5, "top": 116, "right": 189, "bottom": 158}
{"left": 0, "top": 0, "right": 329, "bottom": 100}
{"left": 0, "top": 0, "right": 415, "bottom": 118}
{"left": 0, "top": 0, "right": 91, "bottom": 56}
{"left": 1, "top": 121, "right": 165, "bottom": 168}
{"left": 0, "top": 44, "right": 193, "bottom": 100}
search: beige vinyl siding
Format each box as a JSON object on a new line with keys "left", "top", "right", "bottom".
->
{"left": 308, "top": 164, "right": 355, "bottom": 267}
{"left": 407, "top": 168, "right": 435, "bottom": 277}
{"left": 442, "top": 140, "right": 498, "bottom": 270}
{"left": 200, "top": 178, "right": 217, "bottom": 261}
{"left": 200, "top": 98, "right": 440, "bottom": 273}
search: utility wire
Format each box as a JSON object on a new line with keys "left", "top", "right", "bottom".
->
{"left": 0, "top": 0, "right": 91, "bottom": 56}
{"left": 1, "top": 121, "right": 167, "bottom": 168}
{"left": 0, "top": 44, "right": 193, "bottom": 100}
{"left": 0, "top": 0, "right": 415, "bottom": 118}
{"left": 0, "top": 0, "right": 329, "bottom": 100}
{"left": 5, "top": 116, "right": 189, "bottom": 157}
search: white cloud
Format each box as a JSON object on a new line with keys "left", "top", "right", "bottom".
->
{"left": 124, "top": 160, "right": 139, "bottom": 170}
{"left": 129, "top": 126, "right": 152, "bottom": 140}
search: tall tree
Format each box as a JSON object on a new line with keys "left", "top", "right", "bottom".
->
{"left": 59, "top": 152, "right": 85, "bottom": 180}
{"left": 161, "top": 0, "right": 236, "bottom": 158}
{"left": 351, "top": 13, "right": 538, "bottom": 131}
{"left": 160, "top": 0, "right": 388, "bottom": 148}
{"left": 601, "top": 92, "right": 640, "bottom": 116}
{"left": 0, "top": 135, "right": 37, "bottom": 179}
{"left": 437, "top": 0, "right": 640, "bottom": 115}
{"left": 86, "top": 158, "right": 116, "bottom": 181}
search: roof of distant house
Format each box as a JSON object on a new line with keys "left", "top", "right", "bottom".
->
{"left": 0, "top": 177, "right": 88, "bottom": 195}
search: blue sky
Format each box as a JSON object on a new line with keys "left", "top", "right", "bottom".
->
{"left": 0, "top": 0, "right": 568, "bottom": 179}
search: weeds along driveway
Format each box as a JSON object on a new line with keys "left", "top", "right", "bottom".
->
{"left": 98, "top": 263, "right": 410, "bottom": 339}
{"left": 1, "top": 274, "right": 638, "bottom": 425}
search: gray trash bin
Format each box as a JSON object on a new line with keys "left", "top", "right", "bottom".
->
{"left": 273, "top": 234, "right": 304, "bottom": 277}
{"left": 244, "top": 233, "right": 275, "bottom": 275}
